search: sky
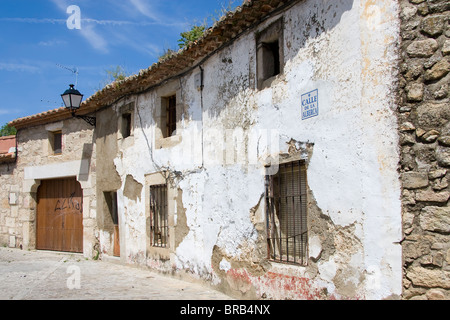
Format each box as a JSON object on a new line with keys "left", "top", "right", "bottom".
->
{"left": 0, "top": 0, "right": 241, "bottom": 127}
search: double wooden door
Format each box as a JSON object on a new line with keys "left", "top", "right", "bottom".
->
{"left": 36, "top": 178, "right": 83, "bottom": 253}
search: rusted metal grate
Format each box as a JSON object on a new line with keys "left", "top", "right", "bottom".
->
{"left": 150, "top": 184, "right": 168, "bottom": 248}
{"left": 265, "top": 161, "right": 308, "bottom": 265}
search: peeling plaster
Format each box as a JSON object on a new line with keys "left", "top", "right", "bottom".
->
{"left": 94, "top": 0, "right": 403, "bottom": 300}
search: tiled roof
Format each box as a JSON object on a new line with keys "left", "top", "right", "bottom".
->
{"left": 9, "top": 0, "right": 294, "bottom": 130}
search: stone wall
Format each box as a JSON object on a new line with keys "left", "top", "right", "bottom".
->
{"left": 0, "top": 161, "right": 18, "bottom": 248}
{"left": 0, "top": 118, "right": 97, "bottom": 257}
{"left": 399, "top": 0, "right": 450, "bottom": 300}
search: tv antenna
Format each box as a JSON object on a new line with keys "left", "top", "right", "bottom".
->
{"left": 56, "top": 63, "right": 79, "bottom": 87}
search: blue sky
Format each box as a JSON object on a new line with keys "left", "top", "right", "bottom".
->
{"left": 0, "top": 0, "right": 240, "bottom": 127}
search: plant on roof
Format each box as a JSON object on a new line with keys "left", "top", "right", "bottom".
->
{"left": 0, "top": 123, "right": 16, "bottom": 137}
{"left": 97, "top": 65, "right": 130, "bottom": 91}
{"left": 177, "top": 24, "right": 207, "bottom": 49}
{"left": 176, "top": 0, "right": 238, "bottom": 50}
{"left": 105, "top": 65, "right": 129, "bottom": 82}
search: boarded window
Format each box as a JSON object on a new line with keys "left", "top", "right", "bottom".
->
{"left": 150, "top": 184, "right": 168, "bottom": 248}
{"left": 266, "top": 161, "right": 307, "bottom": 265}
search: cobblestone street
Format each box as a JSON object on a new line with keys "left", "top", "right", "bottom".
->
{"left": 0, "top": 247, "right": 233, "bottom": 300}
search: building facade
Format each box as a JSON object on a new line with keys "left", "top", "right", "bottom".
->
{"left": 3, "top": 0, "right": 449, "bottom": 300}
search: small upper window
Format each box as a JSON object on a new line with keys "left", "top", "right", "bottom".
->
{"left": 163, "top": 94, "right": 177, "bottom": 138}
{"left": 256, "top": 18, "right": 284, "bottom": 90}
{"left": 122, "top": 113, "right": 132, "bottom": 139}
{"left": 51, "top": 131, "right": 62, "bottom": 155}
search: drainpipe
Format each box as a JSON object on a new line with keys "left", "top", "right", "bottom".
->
{"left": 199, "top": 65, "right": 205, "bottom": 168}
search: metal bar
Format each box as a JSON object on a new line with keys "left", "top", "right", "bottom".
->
{"left": 278, "top": 165, "right": 283, "bottom": 262}
{"left": 265, "top": 174, "right": 271, "bottom": 260}
{"left": 299, "top": 160, "right": 305, "bottom": 265}
{"left": 163, "top": 186, "right": 167, "bottom": 247}
{"left": 284, "top": 164, "right": 289, "bottom": 263}
{"left": 291, "top": 161, "right": 296, "bottom": 264}
{"left": 150, "top": 187, "right": 154, "bottom": 246}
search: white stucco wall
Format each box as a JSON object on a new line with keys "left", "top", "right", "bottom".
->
{"left": 109, "top": 0, "right": 402, "bottom": 299}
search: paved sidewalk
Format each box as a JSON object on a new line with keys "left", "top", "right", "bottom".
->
{"left": 0, "top": 247, "right": 233, "bottom": 300}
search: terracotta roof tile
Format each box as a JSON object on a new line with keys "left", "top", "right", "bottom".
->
{"left": 0, "top": 135, "right": 16, "bottom": 163}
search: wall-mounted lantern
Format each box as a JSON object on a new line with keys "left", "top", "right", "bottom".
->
{"left": 61, "top": 84, "right": 96, "bottom": 126}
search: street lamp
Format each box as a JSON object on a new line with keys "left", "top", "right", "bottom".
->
{"left": 61, "top": 84, "right": 96, "bottom": 126}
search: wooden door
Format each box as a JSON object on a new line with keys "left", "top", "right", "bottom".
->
{"left": 113, "top": 225, "right": 120, "bottom": 257}
{"left": 36, "top": 178, "right": 83, "bottom": 253}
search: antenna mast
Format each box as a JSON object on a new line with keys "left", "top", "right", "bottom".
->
{"left": 56, "top": 64, "right": 79, "bottom": 87}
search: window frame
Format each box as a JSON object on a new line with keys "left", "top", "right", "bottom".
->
{"left": 256, "top": 18, "right": 284, "bottom": 90}
{"left": 265, "top": 160, "right": 308, "bottom": 266}
{"left": 162, "top": 94, "right": 177, "bottom": 138}
{"left": 50, "top": 130, "right": 62, "bottom": 155}
{"left": 121, "top": 113, "right": 132, "bottom": 139}
{"left": 149, "top": 184, "right": 169, "bottom": 248}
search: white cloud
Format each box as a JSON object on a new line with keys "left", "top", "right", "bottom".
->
{"left": 128, "top": 0, "right": 160, "bottom": 21}
{"left": 49, "top": 0, "right": 109, "bottom": 53}
{"left": 126, "top": 0, "right": 184, "bottom": 27}
{"left": 0, "top": 109, "right": 21, "bottom": 116}
{"left": 38, "top": 39, "right": 68, "bottom": 47}
{"left": 79, "top": 24, "right": 109, "bottom": 54}
{"left": 0, "top": 17, "right": 66, "bottom": 24}
{"left": 0, "top": 63, "right": 40, "bottom": 73}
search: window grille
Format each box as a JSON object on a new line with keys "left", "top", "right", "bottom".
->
{"left": 265, "top": 161, "right": 308, "bottom": 265}
{"left": 150, "top": 184, "right": 168, "bottom": 248}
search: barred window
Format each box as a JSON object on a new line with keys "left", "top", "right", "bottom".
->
{"left": 150, "top": 184, "right": 168, "bottom": 248}
{"left": 266, "top": 161, "right": 308, "bottom": 265}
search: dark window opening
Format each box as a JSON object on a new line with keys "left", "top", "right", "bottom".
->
{"left": 262, "top": 40, "right": 280, "bottom": 79}
{"left": 104, "top": 191, "right": 119, "bottom": 225}
{"left": 256, "top": 18, "right": 284, "bottom": 90}
{"left": 122, "top": 113, "right": 132, "bottom": 139}
{"left": 166, "top": 95, "right": 177, "bottom": 138}
{"left": 52, "top": 131, "right": 62, "bottom": 155}
{"left": 150, "top": 184, "right": 168, "bottom": 248}
{"left": 265, "top": 161, "right": 308, "bottom": 265}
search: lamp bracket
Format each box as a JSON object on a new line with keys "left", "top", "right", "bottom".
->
{"left": 72, "top": 113, "right": 96, "bottom": 127}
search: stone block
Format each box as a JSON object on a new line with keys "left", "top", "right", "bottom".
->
{"left": 401, "top": 172, "right": 429, "bottom": 189}
{"left": 406, "top": 39, "right": 438, "bottom": 58}
{"left": 416, "top": 102, "right": 450, "bottom": 129}
{"left": 406, "top": 82, "right": 424, "bottom": 102}
{"left": 436, "top": 146, "right": 450, "bottom": 167}
{"left": 406, "top": 266, "right": 450, "bottom": 289}
{"left": 426, "top": 289, "right": 446, "bottom": 300}
{"left": 428, "top": 169, "right": 447, "bottom": 180}
{"left": 416, "top": 189, "right": 450, "bottom": 203}
{"left": 420, "top": 206, "right": 450, "bottom": 233}
{"left": 424, "top": 59, "right": 450, "bottom": 82}
{"left": 443, "top": 40, "right": 450, "bottom": 56}
{"left": 420, "top": 15, "right": 446, "bottom": 37}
